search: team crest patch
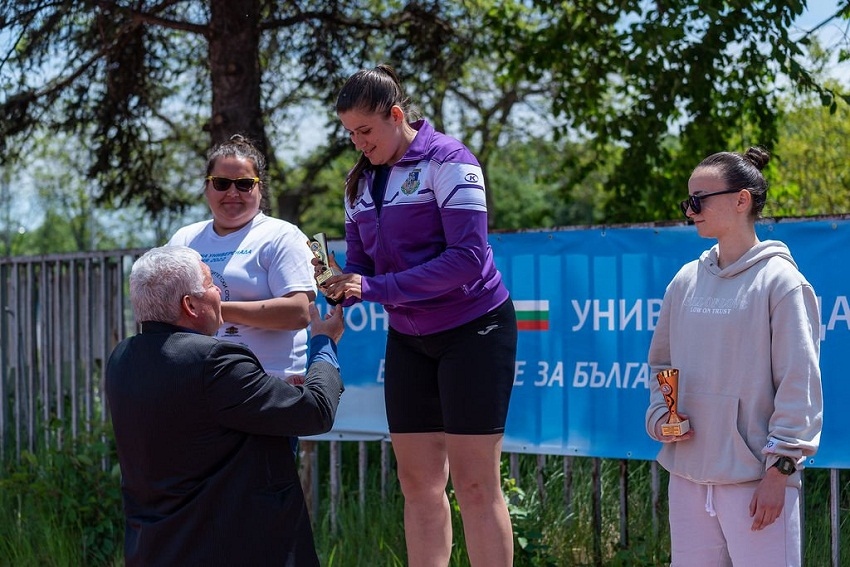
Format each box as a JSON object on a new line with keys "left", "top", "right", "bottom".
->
{"left": 400, "top": 169, "right": 421, "bottom": 195}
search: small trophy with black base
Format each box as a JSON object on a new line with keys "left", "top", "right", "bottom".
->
{"left": 309, "top": 232, "right": 342, "bottom": 305}
{"left": 656, "top": 368, "right": 690, "bottom": 436}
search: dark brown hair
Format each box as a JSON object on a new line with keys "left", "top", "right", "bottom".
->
{"left": 335, "top": 65, "right": 419, "bottom": 206}
{"left": 695, "top": 145, "right": 770, "bottom": 218}
{"left": 205, "top": 134, "right": 270, "bottom": 213}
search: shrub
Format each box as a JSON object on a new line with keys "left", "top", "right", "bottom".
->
{"left": 0, "top": 421, "right": 123, "bottom": 567}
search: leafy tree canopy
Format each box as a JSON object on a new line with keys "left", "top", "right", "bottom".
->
{"left": 1, "top": 0, "right": 848, "bottom": 233}
{"left": 481, "top": 0, "right": 850, "bottom": 221}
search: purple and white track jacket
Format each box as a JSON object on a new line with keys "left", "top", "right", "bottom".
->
{"left": 342, "top": 119, "right": 510, "bottom": 336}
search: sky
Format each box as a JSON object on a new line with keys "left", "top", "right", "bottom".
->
{"left": 796, "top": 1, "right": 847, "bottom": 29}
{"left": 793, "top": 1, "right": 850, "bottom": 80}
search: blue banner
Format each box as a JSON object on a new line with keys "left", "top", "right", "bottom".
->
{"left": 309, "top": 219, "right": 849, "bottom": 469}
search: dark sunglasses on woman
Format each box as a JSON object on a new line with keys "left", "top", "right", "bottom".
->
{"left": 679, "top": 188, "right": 742, "bottom": 217}
{"left": 205, "top": 176, "right": 259, "bottom": 192}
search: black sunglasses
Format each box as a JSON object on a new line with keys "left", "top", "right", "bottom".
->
{"left": 205, "top": 176, "right": 259, "bottom": 192}
{"left": 679, "top": 188, "right": 741, "bottom": 217}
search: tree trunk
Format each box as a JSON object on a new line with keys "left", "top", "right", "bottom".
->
{"left": 208, "top": 0, "right": 265, "bottom": 152}
{"left": 277, "top": 192, "right": 304, "bottom": 223}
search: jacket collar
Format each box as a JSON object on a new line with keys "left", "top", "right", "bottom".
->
{"left": 140, "top": 320, "right": 202, "bottom": 335}
{"left": 397, "top": 119, "right": 433, "bottom": 164}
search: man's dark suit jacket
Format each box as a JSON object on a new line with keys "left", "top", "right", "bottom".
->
{"left": 105, "top": 321, "right": 343, "bottom": 567}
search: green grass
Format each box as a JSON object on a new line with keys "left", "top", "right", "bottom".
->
{"left": 309, "top": 449, "right": 670, "bottom": 566}
{"left": 801, "top": 468, "right": 850, "bottom": 566}
{"left": 0, "top": 424, "right": 123, "bottom": 567}
{"left": 314, "top": 485, "right": 407, "bottom": 566}
{"left": 1, "top": 430, "right": 847, "bottom": 566}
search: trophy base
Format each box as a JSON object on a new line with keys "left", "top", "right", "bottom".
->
{"left": 661, "top": 420, "right": 690, "bottom": 437}
{"left": 316, "top": 266, "right": 342, "bottom": 286}
{"left": 316, "top": 268, "right": 334, "bottom": 285}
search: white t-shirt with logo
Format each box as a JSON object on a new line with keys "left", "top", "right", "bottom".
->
{"left": 168, "top": 213, "right": 317, "bottom": 378}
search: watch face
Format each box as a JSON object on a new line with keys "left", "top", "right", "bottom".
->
{"left": 775, "top": 457, "right": 796, "bottom": 475}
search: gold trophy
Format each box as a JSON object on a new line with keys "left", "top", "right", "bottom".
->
{"left": 309, "top": 232, "right": 341, "bottom": 286}
{"left": 656, "top": 368, "right": 690, "bottom": 436}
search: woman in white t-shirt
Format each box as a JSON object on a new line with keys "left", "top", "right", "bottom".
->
{"left": 169, "top": 134, "right": 317, "bottom": 379}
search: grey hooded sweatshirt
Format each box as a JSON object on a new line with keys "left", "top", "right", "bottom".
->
{"left": 646, "top": 240, "right": 822, "bottom": 488}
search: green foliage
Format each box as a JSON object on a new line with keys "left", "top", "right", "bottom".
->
{"left": 309, "top": 444, "right": 675, "bottom": 566}
{"left": 0, "top": 0, "right": 483, "bottom": 221}
{"left": 1, "top": 125, "right": 208, "bottom": 254}
{"left": 502, "top": 475, "right": 555, "bottom": 564}
{"left": 0, "top": 422, "right": 123, "bottom": 566}
{"left": 315, "top": 486, "right": 408, "bottom": 566}
{"left": 483, "top": 1, "right": 847, "bottom": 223}
{"left": 293, "top": 146, "right": 355, "bottom": 239}
{"left": 3, "top": 0, "right": 848, "bottom": 237}
{"left": 488, "top": 138, "right": 615, "bottom": 229}
{"left": 307, "top": 441, "right": 407, "bottom": 565}
{"left": 801, "top": 468, "right": 850, "bottom": 566}
{"left": 1, "top": 434, "right": 849, "bottom": 566}
{"left": 769, "top": 89, "right": 850, "bottom": 217}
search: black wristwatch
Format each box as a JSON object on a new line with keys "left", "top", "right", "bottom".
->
{"left": 772, "top": 456, "right": 796, "bottom": 476}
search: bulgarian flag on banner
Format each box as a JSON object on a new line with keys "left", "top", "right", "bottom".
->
{"left": 514, "top": 300, "right": 549, "bottom": 331}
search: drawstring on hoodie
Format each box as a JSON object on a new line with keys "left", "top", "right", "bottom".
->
{"left": 705, "top": 484, "right": 717, "bottom": 517}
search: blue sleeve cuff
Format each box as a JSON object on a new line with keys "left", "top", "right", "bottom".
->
{"left": 308, "top": 334, "right": 340, "bottom": 370}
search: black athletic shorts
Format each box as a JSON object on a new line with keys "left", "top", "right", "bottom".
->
{"left": 384, "top": 298, "right": 518, "bottom": 435}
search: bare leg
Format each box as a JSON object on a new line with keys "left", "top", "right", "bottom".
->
{"left": 391, "top": 432, "right": 452, "bottom": 567}
{"left": 447, "top": 433, "right": 513, "bottom": 567}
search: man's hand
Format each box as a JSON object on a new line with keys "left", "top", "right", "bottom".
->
{"left": 309, "top": 302, "right": 344, "bottom": 343}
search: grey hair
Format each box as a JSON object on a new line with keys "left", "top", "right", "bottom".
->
{"left": 130, "top": 245, "right": 206, "bottom": 324}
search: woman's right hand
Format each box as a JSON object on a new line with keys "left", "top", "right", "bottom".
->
{"left": 311, "top": 250, "right": 343, "bottom": 287}
{"left": 655, "top": 412, "right": 695, "bottom": 442}
{"left": 322, "top": 272, "right": 362, "bottom": 303}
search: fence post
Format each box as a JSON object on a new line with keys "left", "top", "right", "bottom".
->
{"left": 330, "top": 440, "right": 341, "bottom": 535}
{"left": 381, "top": 439, "right": 390, "bottom": 501}
{"left": 298, "top": 439, "right": 317, "bottom": 522}
{"left": 619, "top": 459, "right": 629, "bottom": 549}
{"left": 592, "top": 457, "right": 602, "bottom": 566}
{"left": 651, "top": 461, "right": 660, "bottom": 548}
{"left": 536, "top": 454, "right": 547, "bottom": 505}
{"left": 564, "top": 455, "right": 574, "bottom": 521}
{"left": 831, "top": 468, "right": 840, "bottom": 567}
{"left": 358, "top": 440, "right": 367, "bottom": 513}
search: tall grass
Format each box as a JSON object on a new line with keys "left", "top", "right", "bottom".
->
{"left": 314, "top": 484, "right": 408, "bottom": 566}
{"left": 0, "top": 422, "right": 122, "bottom": 566}
{"left": 802, "top": 468, "right": 850, "bottom": 566}
{"left": 309, "top": 446, "right": 671, "bottom": 566}
{"left": 310, "top": 444, "right": 849, "bottom": 566}
{"left": 0, "top": 430, "right": 847, "bottom": 566}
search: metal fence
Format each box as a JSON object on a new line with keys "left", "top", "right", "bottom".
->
{"left": 1, "top": 249, "right": 846, "bottom": 566}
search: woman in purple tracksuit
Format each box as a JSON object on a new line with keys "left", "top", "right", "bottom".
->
{"left": 321, "top": 64, "right": 517, "bottom": 567}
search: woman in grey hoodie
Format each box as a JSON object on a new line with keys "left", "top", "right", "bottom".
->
{"left": 646, "top": 146, "right": 822, "bottom": 567}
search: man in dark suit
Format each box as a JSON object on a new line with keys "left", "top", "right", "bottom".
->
{"left": 106, "top": 245, "right": 344, "bottom": 567}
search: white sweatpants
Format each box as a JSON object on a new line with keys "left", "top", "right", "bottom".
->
{"left": 668, "top": 474, "right": 801, "bottom": 567}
